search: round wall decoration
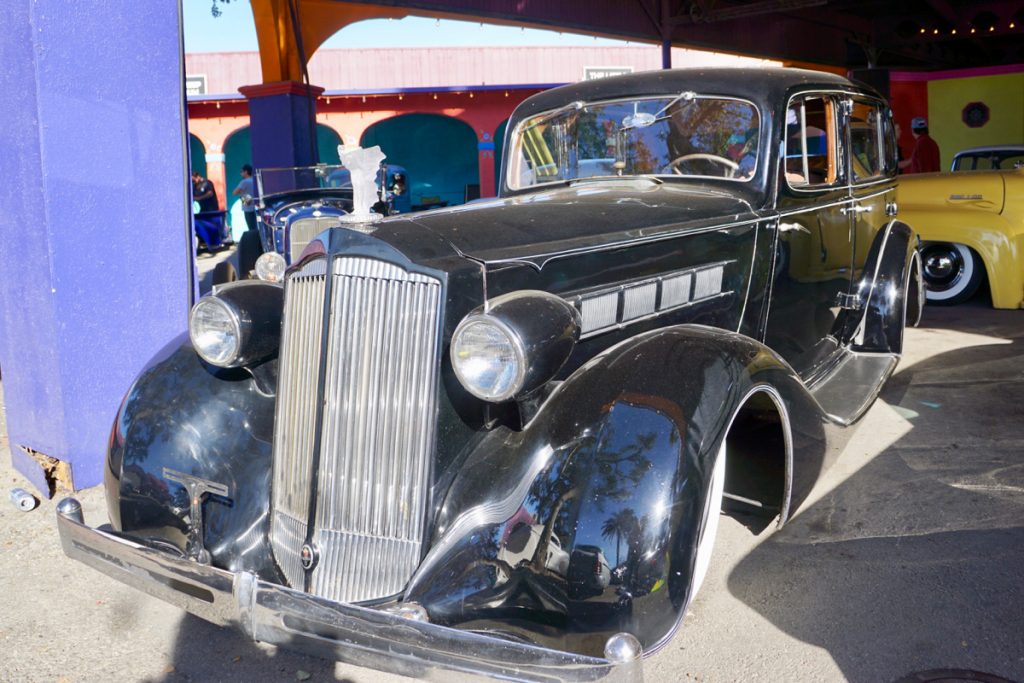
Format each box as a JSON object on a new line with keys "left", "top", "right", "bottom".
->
{"left": 962, "top": 101, "right": 990, "bottom": 128}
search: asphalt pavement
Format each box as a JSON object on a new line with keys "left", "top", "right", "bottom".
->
{"left": 1, "top": 299, "right": 1021, "bottom": 683}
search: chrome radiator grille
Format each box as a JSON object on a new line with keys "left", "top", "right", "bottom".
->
{"left": 270, "top": 255, "right": 443, "bottom": 604}
{"left": 271, "top": 259, "right": 328, "bottom": 587}
{"left": 288, "top": 216, "right": 342, "bottom": 263}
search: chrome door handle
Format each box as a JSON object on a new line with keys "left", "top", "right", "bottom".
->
{"left": 778, "top": 221, "right": 810, "bottom": 234}
{"left": 840, "top": 205, "right": 872, "bottom": 215}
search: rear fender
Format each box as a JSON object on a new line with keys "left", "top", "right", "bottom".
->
{"left": 405, "top": 325, "right": 828, "bottom": 656}
{"left": 848, "top": 220, "right": 919, "bottom": 353}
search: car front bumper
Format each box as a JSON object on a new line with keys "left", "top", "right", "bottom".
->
{"left": 56, "top": 499, "right": 643, "bottom": 683}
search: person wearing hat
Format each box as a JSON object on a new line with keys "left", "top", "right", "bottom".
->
{"left": 899, "top": 116, "right": 941, "bottom": 173}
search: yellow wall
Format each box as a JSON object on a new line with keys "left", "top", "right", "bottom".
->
{"left": 928, "top": 73, "right": 1024, "bottom": 168}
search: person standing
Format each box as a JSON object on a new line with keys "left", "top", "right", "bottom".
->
{"left": 233, "top": 164, "right": 257, "bottom": 232}
{"left": 192, "top": 170, "right": 220, "bottom": 212}
{"left": 899, "top": 117, "right": 941, "bottom": 173}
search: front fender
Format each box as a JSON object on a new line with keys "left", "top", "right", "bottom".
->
{"left": 406, "top": 325, "right": 827, "bottom": 656}
{"left": 896, "top": 207, "right": 1024, "bottom": 309}
{"left": 105, "top": 333, "right": 279, "bottom": 580}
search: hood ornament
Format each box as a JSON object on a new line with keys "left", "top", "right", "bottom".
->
{"left": 338, "top": 144, "right": 386, "bottom": 232}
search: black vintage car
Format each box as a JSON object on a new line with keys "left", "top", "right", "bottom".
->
{"left": 58, "top": 68, "right": 922, "bottom": 681}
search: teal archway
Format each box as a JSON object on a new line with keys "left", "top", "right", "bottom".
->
{"left": 223, "top": 126, "right": 252, "bottom": 235}
{"left": 361, "top": 114, "right": 478, "bottom": 208}
{"left": 317, "top": 123, "right": 342, "bottom": 164}
{"left": 494, "top": 118, "right": 509, "bottom": 190}
{"left": 189, "top": 134, "right": 206, "bottom": 177}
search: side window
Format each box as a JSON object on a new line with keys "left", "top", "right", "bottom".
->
{"left": 785, "top": 96, "right": 839, "bottom": 188}
{"left": 849, "top": 99, "right": 886, "bottom": 182}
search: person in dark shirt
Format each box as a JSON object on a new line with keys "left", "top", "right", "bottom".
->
{"left": 899, "top": 117, "right": 941, "bottom": 173}
{"left": 192, "top": 170, "right": 220, "bottom": 212}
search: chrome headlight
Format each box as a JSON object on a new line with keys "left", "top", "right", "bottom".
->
{"left": 451, "top": 291, "right": 580, "bottom": 402}
{"left": 255, "top": 251, "right": 286, "bottom": 282}
{"left": 189, "top": 297, "right": 240, "bottom": 366}
{"left": 188, "top": 282, "right": 283, "bottom": 368}
{"left": 451, "top": 317, "right": 526, "bottom": 401}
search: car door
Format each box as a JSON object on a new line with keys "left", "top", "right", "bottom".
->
{"left": 845, "top": 96, "right": 898, "bottom": 294}
{"left": 764, "top": 92, "right": 857, "bottom": 380}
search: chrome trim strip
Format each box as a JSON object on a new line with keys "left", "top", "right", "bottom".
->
{"left": 479, "top": 216, "right": 762, "bottom": 269}
{"left": 569, "top": 260, "right": 735, "bottom": 339}
{"left": 405, "top": 445, "right": 556, "bottom": 598}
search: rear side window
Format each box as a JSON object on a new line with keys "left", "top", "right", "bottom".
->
{"left": 785, "top": 96, "right": 840, "bottom": 188}
{"left": 849, "top": 99, "right": 887, "bottom": 182}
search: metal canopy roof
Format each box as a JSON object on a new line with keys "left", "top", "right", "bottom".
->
{"left": 335, "top": 0, "right": 1024, "bottom": 69}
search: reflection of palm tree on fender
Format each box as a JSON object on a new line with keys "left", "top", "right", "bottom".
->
{"left": 602, "top": 508, "right": 640, "bottom": 567}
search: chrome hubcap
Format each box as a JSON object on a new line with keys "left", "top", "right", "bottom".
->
{"left": 921, "top": 245, "right": 964, "bottom": 291}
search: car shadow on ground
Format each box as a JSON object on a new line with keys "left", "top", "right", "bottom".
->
{"left": 725, "top": 306, "right": 1024, "bottom": 683}
{"left": 142, "top": 613, "right": 357, "bottom": 683}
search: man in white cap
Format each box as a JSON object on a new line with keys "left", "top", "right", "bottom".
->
{"left": 899, "top": 116, "right": 940, "bottom": 173}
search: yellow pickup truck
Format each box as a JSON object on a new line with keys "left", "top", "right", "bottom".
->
{"left": 897, "top": 167, "right": 1024, "bottom": 307}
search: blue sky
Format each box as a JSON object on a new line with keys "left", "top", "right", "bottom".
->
{"left": 183, "top": 0, "right": 631, "bottom": 52}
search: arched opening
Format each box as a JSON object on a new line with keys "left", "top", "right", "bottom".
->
{"left": 361, "top": 113, "right": 478, "bottom": 209}
{"left": 189, "top": 134, "right": 206, "bottom": 177}
{"left": 723, "top": 391, "right": 789, "bottom": 533}
{"left": 494, "top": 118, "right": 510, "bottom": 190}
{"left": 223, "top": 126, "right": 252, "bottom": 240}
{"left": 317, "top": 123, "right": 342, "bottom": 164}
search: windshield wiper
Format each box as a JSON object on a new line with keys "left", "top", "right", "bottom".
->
{"left": 620, "top": 90, "right": 697, "bottom": 132}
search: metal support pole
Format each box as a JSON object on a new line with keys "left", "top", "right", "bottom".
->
{"left": 662, "top": 37, "right": 672, "bottom": 69}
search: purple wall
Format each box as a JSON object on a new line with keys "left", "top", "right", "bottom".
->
{"left": 0, "top": 1, "right": 193, "bottom": 490}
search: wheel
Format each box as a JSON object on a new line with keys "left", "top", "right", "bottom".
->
{"left": 920, "top": 242, "right": 983, "bottom": 305}
{"left": 237, "top": 229, "right": 264, "bottom": 279}
{"left": 690, "top": 439, "right": 726, "bottom": 603}
{"left": 664, "top": 153, "right": 739, "bottom": 177}
{"left": 211, "top": 260, "right": 237, "bottom": 287}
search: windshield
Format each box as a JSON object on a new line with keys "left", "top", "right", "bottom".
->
{"left": 507, "top": 94, "right": 761, "bottom": 190}
{"left": 255, "top": 164, "right": 350, "bottom": 198}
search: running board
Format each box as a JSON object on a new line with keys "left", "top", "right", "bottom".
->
{"left": 809, "top": 351, "right": 898, "bottom": 426}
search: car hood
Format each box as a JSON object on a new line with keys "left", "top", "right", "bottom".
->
{"left": 402, "top": 180, "right": 764, "bottom": 267}
{"left": 897, "top": 170, "right": 1007, "bottom": 215}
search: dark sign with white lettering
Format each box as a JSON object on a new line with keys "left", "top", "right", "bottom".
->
{"left": 583, "top": 66, "right": 634, "bottom": 81}
{"left": 185, "top": 74, "right": 207, "bottom": 96}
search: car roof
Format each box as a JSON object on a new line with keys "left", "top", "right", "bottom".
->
{"left": 508, "top": 67, "right": 868, "bottom": 125}
{"left": 954, "top": 145, "right": 1024, "bottom": 155}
